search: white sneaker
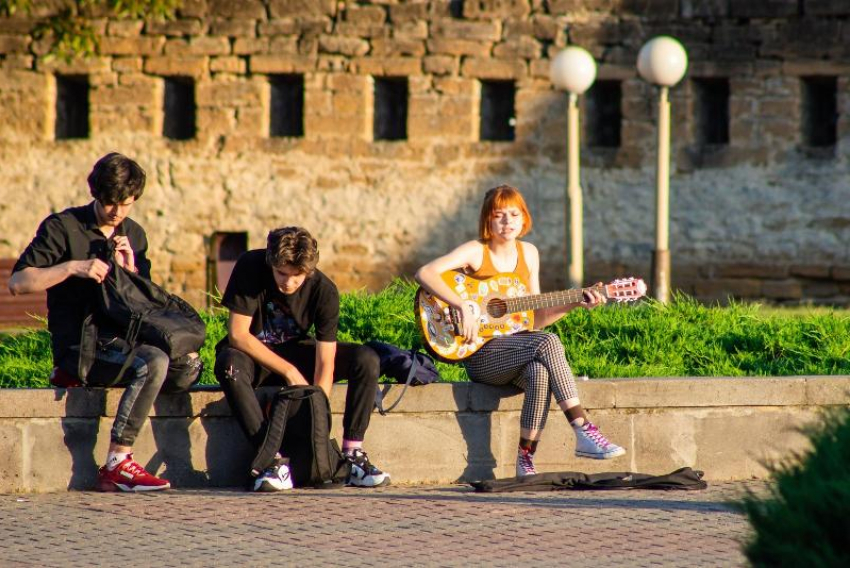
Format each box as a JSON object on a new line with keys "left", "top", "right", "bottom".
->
{"left": 345, "top": 449, "right": 391, "bottom": 487}
{"left": 253, "top": 460, "right": 293, "bottom": 492}
{"left": 515, "top": 448, "right": 538, "bottom": 477}
{"left": 573, "top": 422, "right": 626, "bottom": 459}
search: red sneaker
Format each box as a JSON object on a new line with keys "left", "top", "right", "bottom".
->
{"left": 96, "top": 455, "right": 171, "bottom": 492}
{"left": 50, "top": 367, "right": 82, "bottom": 388}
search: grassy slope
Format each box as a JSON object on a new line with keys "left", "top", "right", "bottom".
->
{"left": 2, "top": 280, "right": 850, "bottom": 387}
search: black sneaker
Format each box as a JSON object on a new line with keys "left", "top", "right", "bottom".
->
{"left": 251, "top": 458, "right": 293, "bottom": 492}
{"left": 344, "top": 449, "right": 391, "bottom": 487}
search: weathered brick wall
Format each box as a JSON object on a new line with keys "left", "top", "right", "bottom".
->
{"left": 1, "top": 0, "right": 849, "bottom": 307}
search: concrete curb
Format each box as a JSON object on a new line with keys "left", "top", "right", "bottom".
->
{"left": 1, "top": 377, "right": 848, "bottom": 492}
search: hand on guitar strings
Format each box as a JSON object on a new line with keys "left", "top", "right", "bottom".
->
{"left": 580, "top": 284, "right": 607, "bottom": 309}
{"left": 459, "top": 302, "right": 479, "bottom": 344}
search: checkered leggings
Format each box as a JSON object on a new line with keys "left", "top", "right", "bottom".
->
{"left": 463, "top": 331, "right": 579, "bottom": 431}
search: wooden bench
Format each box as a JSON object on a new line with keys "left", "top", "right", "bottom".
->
{"left": 0, "top": 258, "right": 47, "bottom": 328}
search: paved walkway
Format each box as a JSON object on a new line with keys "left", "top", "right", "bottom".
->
{"left": 0, "top": 482, "right": 757, "bottom": 567}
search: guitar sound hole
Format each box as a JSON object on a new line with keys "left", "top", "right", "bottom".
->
{"left": 487, "top": 298, "right": 508, "bottom": 318}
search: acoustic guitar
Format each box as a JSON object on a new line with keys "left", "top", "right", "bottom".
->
{"left": 415, "top": 271, "right": 646, "bottom": 362}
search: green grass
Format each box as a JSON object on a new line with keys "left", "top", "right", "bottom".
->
{"left": 3, "top": 281, "right": 850, "bottom": 388}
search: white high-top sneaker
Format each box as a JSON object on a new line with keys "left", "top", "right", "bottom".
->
{"left": 573, "top": 422, "right": 626, "bottom": 459}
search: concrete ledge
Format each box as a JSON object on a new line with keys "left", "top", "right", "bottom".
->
{"left": 0, "top": 377, "right": 848, "bottom": 492}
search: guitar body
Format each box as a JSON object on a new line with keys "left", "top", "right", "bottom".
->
{"left": 415, "top": 270, "right": 534, "bottom": 363}
{"left": 416, "top": 271, "right": 647, "bottom": 363}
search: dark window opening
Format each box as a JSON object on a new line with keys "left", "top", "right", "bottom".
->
{"left": 694, "top": 78, "right": 729, "bottom": 145}
{"left": 480, "top": 80, "right": 516, "bottom": 142}
{"left": 270, "top": 74, "right": 304, "bottom": 138}
{"left": 374, "top": 77, "right": 408, "bottom": 141}
{"left": 207, "top": 231, "right": 248, "bottom": 305}
{"left": 163, "top": 77, "right": 196, "bottom": 140}
{"left": 55, "top": 75, "right": 89, "bottom": 140}
{"left": 802, "top": 76, "right": 837, "bottom": 148}
{"left": 449, "top": 0, "right": 463, "bottom": 18}
{"left": 585, "top": 80, "right": 621, "bottom": 148}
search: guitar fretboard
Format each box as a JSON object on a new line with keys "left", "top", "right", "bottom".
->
{"left": 504, "top": 284, "right": 605, "bottom": 313}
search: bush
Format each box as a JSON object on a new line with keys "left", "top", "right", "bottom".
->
{"left": 737, "top": 408, "right": 850, "bottom": 566}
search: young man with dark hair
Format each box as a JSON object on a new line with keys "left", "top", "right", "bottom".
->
{"left": 9, "top": 152, "right": 202, "bottom": 492}
{"left": 215, "top": 226, "right": 390, "bottom": 491}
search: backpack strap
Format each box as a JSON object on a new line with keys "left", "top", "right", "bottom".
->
{"left": 374, "top": 349, "right": 421, "bottom": 416}
{"left": 251, "top": 386, "right": 320, "bottom": 476}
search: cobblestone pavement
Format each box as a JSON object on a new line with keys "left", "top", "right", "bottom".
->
{"left": 0, "top": 482, "right": 758, "bottom": 568}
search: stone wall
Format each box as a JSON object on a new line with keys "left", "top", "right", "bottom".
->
{"left": 1, "top": 1, "right": 849, "bottom": 307}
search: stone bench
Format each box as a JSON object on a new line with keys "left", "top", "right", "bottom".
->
{"left": 1, "top": 376, "right": 847, "bottom": 493}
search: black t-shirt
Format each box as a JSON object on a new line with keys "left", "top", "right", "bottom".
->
{"left": 12, "top": 202, "right": 151, "bottom": 363}
{"left": 222, "top": 249, "right": 339, "bottom": 344}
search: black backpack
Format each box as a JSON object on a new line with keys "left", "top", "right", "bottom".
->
{"left": 366, "top": 340, "right": 440, "bottom": 415}
{"left": 252, "top": 385, "right": 350, "bottom": 489}
{"left": 77, "top": 243, "right": 206, "bottom": 384}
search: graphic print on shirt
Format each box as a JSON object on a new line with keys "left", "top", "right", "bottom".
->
{"left": 258, "top": 298, "right": 303, "bottom": 345}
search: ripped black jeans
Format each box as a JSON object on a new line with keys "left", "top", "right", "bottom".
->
{"left": 58, "top": 336, "right": 202, "bottom": 446}
{"left": 214, "top": 339, "right": 380, "bottom": 451}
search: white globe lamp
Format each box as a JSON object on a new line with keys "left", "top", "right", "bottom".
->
{"left": 550, "top": 47, "right": 597, "bottom": 95}
{"left": 637, "top": 36, "right": 688, "bottom": 87}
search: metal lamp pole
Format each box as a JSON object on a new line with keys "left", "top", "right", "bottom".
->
{"left": 551, "top": 47, "right": 597, "bottom": 290}
{"left": 637, "top": 36, "right": 688, "bottom": 303}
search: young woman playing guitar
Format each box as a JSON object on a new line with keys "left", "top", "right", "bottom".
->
{"left": 415, "top": 185, "right": 625, "bottom": 477}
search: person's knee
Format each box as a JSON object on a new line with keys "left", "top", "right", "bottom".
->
{"left": 214, "top": 347, "right": 253, "bottom": 384}
{"left": 162, "top": 352, "right": 203, "bottom": 393}
{"left": 136, "top": 345, "right": 170, "bottom": 386}
{"left": 350, "top": 345, "right": 380, "bottom": 383}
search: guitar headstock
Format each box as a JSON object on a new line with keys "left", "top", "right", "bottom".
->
{"left": 603, "top": 277, "right": 647, "bottom": 303}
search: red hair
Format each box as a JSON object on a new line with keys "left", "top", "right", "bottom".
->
{"left": 478, "top": 185, "right": 533, "bottom": 240}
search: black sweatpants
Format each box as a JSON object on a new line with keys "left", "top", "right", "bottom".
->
{"left": 214, "top": 338, "right": 380, "bottom": 450}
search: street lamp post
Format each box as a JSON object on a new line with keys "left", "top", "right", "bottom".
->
{"left": 637, "top": 36, "right": 688, "bottom": 304}
{"left": 550, "top": 47, "right": 597, "bottom": 290}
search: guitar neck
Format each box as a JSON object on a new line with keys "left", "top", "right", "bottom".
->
{"left": 504, "top": 284, "right": 604, "bottom": 313}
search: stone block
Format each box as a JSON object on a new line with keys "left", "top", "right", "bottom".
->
{"left": 351, "top": 57, "right": 422, "bottom": 76}
{"left": 97, "top": 36, "right": 165, "bottom": 55}
{"left": 789, "top": 265, "right": 831, "bottom": 279}
{"left": 691, "top": 408, "right": 815, "bottom": 480}
{"left": 423, "top": 55, "right": 458, "bottom": 76}
{"left": 210, "top": 56, "right": 247, "bottom": 74}
{"left": 0, "top": 422, "right": 24, "bottom": 492}
{"left": 37, "top": 56, "right": 112, "bottom": 74}
{"left": 370, "top": 38, "right": 426, "bottom": 58}
{"left": 112, "top": 56, "right": 143, "bottom": 73}
{"left": 91, "top": 82, "right": 159, "bottom": 106}
{"left": 210, "top": 19, "right": 257, "bottom": 37}
{"left": 762, "top": 279, "right": 803, "bottom": 300}
{"left": 165, "top": 36, "right": 231, "bottom": 56}
{"left": 344, "top": 5, "right": 386, "bottom": 25}
{"left": 258, "top": 19, "right": 298, "bottom": 36}
{"left": 408, "top": 114, "right": 476, "bottom": 139}
{"left": 249, "top": 55, "right": 315, "bottom": 74}
{"left": 614, "top": 377, "right": 808, "bottom": 408}
{"left": 209, "top": 0, "right": 267, "bottom": 19}
{"left": 431, "top": 18, "right": 501, "bottom": 42}
{"left": 0, "top": 34, "right": 30, "bottom": 54}
{"left": 492, "top": 36, "right": 541, "bottom": 59}
{"left": 426, "top": 38, "right": 491, "bottom": 57}
{"left": 803, "top": 282, "right": 840, "bottom": 298}
{"left": 318, "top": 35, "right": 369, "bottom": 57}
{"left": 388, "top": 4, "right": 428, "bottom": 23}
{"left": 805, "top": 376, "right": 850, "bottom": 405}
{"left": 716, "top": 264, "right": 789, "bottom": 278}
{"left": 196, "top": 79, "right": 264, "bottom": 108}
{"left": 268, "top": 0, "right": 336, "bottom": 18}
{"left": 144, "top": 56, "right": 208, "bottom": 78}
{"left": 27, "top": 418, "right": 100, "bottom": 491}
{"left": 145, "top": 18, "right": 203, "bottom": 36}
{"left": 0, "top": 54, "right": 33, "bottom": 69}
{"left": 393, "top": 20, "right": 429, "bottom": 40}
{"left": 233, "top": 37, "right": 268, "bottom": 55}
{"left": 461, "top": 57, "right": 526, "bottom": 80}
{"left": 463, "top": 0, "right": 532, "bottom": 18}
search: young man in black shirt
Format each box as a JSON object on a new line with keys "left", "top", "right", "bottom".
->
{"left": 215, "top": 226, "right": 390, "bottom": 491}
{"left": 9, "top": 153, "right": 202, "bottom": 492}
